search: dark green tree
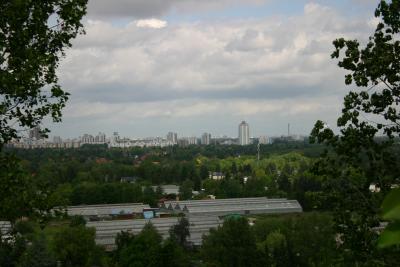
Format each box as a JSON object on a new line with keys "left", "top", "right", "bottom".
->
{"left": 0, "top": 154, "right": 53, "bottom": 224}
{"left": 201, "top": 217, "right": 264, "bottom": 267}
{"left": 117, "top": 223, "right": 163, "bottom": 267}
{"left": 179, "top": 179, "right": 194, "bottom": 200}
{"left": 0, "top": 0, "right": 87, "bottom": 147}
{"left": 0, "top": 0, "right": 88, "bottom": 242}
{"left": 143, "top": 185, "right": 157, "bottom": 207}
{"left": 221, "top": 178, "right": 243, "bottom": 198}
{"left": 277, "top": 172, "right": 291, "bottom": 194}
{"left": 310, "top": 0, "right": 400, "bottom": 265}
{"left": 262, "top": 230, "right": 290, "bottom": 267}
{"left": 200, "top": 164, "right": 209, "bottom": 180}
{"left": 114, "top": 231, "right": 135, "bottom": 263}
{"left": 159, "top": 238, "right": 191, "bottom": 267}
{"left": 0, "top": 233, "right": 28, "bottom": 267}
{"left": 155, "top": 185, "right": 164, "bottom": 198}
{"left": 244, "top": 177, "right": 266, "bottom": 197}
{"left": 169, "top": 217, "right": 190, "bottom": 248}
{"left": 51, "top": 225, "right": 101, "bottom": 267}
{"left": 17, "top": 235, "right": 56, "bottom": 267}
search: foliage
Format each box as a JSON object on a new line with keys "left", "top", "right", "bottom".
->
{"left": 159, "top": 238, "right": 191, "bottom": 267}
{"left": 378, "top": 188, "right": 400, "bottom": 248}
{"left": 179, "top": 179, "right": 194, "bottom": 200}
{"left": 17, "top": 234, "right": 56, "bottom": 267}
{"left": 262, "top": 230, "right": 289, "bottom": 267}
{"left": 0, "top": 234, "right": 28, "bottom": 267}
{"left": 2, "top": 143, "right": 331, "bottom": 209}
{"left": 69, "top": 215, "right": 86, "bottom": 227}
{"left": 1, "top": 2, "right": 88, "bottom": 265}
{"left": 0, "top": 0, "right": 87, "bottom": 147}
{"left": 253, "top": 212, "right": 338, "bottom": 266}
{"left": 117, "top": 222, "right": 163, "bottom": 267}
{"left": 169, "top": 217, "right": 190, "bottom": 248}
{"left": 201, "top": 217, "right": 264, "bottom": 267}
{"left": 143, "top": 185, "right": 157, "bottom": 207}
{"left": 0, "top": 154, "right": 53, "bottom": 223}
{"left": 51, "top": 224, "right": 103, "bottom": 267}
{"left": 114, "top": 223, "right": 191, "bottom": 267}
{"left": 310, "top": 0, "right": 400, "bottom": 264}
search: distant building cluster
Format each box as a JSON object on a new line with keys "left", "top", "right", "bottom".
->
{"left": 7, "top": 122, "right": 307, "bottom": 149}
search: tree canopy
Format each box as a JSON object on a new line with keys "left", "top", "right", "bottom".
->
{"left": 310, "top": 0, "right": 400, "bottom": 263}
{"left": 0, "top": 0, "right": 87, "bottom": 147}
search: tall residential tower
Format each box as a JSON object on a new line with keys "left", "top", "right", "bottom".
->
{"left": 201, "top": 132, "right": 211, "bottom": 145}
{"left": 238, "top": 121, "right": 250, "bottom": 145}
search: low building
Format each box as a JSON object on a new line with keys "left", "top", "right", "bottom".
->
{"left": 162, "top": 197, "right": 303, "bottom": 217}
{"left": 65, "top": 203, "right": 150, "bottom": 220}
{"left": 209, "top": 172, "right": 225, "bottom": 180}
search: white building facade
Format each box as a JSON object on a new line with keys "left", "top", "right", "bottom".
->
{"left": 238, "top": 121, "right": 250, "bottom": 145}
{"left": 201, "top": 133, "right": 211, "bottom": 145}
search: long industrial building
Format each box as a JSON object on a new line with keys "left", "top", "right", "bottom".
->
{"left": 65, "top": 203, "right": 150, "bottom": 218}
{"left": 161, "top": 197, "right": 302, "bottom": 216}
{"left": 87, "top": 216, "right": 222, "bottom": 251}
{"left": 162, "top": 197, "right": 288, "bottom": 209}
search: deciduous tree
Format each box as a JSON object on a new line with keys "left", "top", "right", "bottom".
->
{"left": 0, "top": 0, "right": 87, "bottom": 147}
{"left": 310, "top": 0, "right": 400, "bottom": 264}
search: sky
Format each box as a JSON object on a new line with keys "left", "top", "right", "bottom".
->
{"left": 48, "top": 0, "right": 380, "bottom": 139}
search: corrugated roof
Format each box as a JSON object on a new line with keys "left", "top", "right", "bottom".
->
{"left": 0, "top": 221, "right": 11, "bottom": 235}
{"left": 87, "top": 216, "right": 221, "bottom": 249}
{"left": 160, "top": 197, "right": 302, "bottom": 216}
{"left": 163, "top": 197, "right": 288, "bottom": 210}
{"left": 66, "top": 203, "right": 150, "bottom": 216}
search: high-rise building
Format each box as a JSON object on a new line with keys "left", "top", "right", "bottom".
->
{"left": 258, "top": 136, "right": 269, "bottom": 144}
{"left": 81, "top": 134, "right": 94, "bottom": 144}
{"left": 238, "top": 121, "right": 250, "bottom": 145}
{"left": 201, "top": 133, "right": 211, "bottom": 145}
{"left": 167, "top": 132, "right": 178, "bottom": 144}
{"left": 29, "top": 126, "right": 43, "bottom": 140}
{"left": 187, "top": 136, "right": 197, "bottom": 145}
{"left": 53, "top": 136, "right": 62, "bottom": 144}
{"left": 95, "top": 132, "right": 106, "bottom": 143}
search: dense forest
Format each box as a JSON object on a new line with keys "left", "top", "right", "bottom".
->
{"left": 6, "top": 142, "right": 327, "bottom": 210}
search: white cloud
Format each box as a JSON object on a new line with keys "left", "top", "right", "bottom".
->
{"left": 136, "top": 19, "right": 167, "bottom": 29}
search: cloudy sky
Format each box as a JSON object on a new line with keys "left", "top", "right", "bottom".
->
{"left": 49, "top": 0, "right": 379, "bottom": 139}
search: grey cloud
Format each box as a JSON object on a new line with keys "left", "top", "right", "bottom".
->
{"left": 87, "top": 0, "right": 172, "bottom": 18}
{"left": 60, "top": 3, "right": 364, "bottom": 106}
{"left": 87, "top": 0, "right": 265, "bottom": 19}
{"left": 54, "top": 2, "right": 374, "bottom": 137}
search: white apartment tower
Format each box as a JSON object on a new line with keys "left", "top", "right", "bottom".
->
{"left": 201, "top": 133, "right": 211, "bottom": 145}
{"left": 238, "top": 121, "right": 250, "bottom": 145}
{"left": 167, "top": 132, "right": 178, "bottom": 144}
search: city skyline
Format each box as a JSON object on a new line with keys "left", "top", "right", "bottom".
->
{"left": 45, "top": 120, "right": 304, "bottom": 140}
{"left": 14, "top": 120, "right": 308, "bottom": 149}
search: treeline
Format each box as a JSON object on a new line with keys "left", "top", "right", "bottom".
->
{"left": 9, "top": 141, "right": 324, "bottom": 164}
{"left": 4, "top": 144, "right": 330, "bottom": 209}
{"left": 54, "top": 183, "right": 161, "bottom": 207}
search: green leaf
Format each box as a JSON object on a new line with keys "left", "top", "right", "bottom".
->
{"left": 378, "top": 222, "right": 400, "bottom": 248}
{"left": 381, "top": 188, "right": 400, "bottom": 221}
